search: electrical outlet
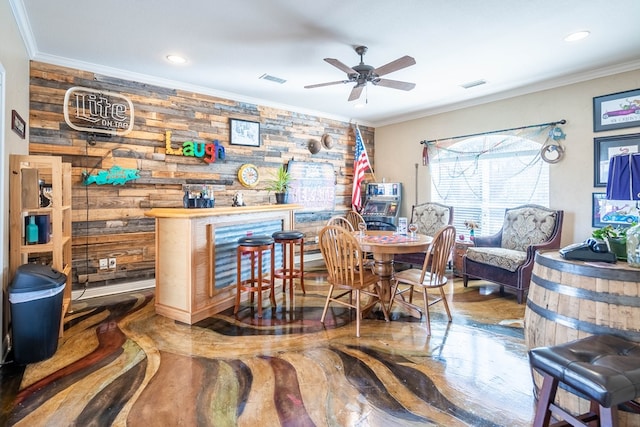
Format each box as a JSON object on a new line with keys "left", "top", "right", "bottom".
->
{"left": 108, "top": 258, "right": 117, "bottom": 269}
{"left": 99, "top": 258, "right": 108, "bottom": 270}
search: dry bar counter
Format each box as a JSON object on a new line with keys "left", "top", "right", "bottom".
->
{"left": 145, "top": 204, "right": 300, "bottom": 324}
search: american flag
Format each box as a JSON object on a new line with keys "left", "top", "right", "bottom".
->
{"left": 351, "top": 125, "right": 372, "bottom": 210}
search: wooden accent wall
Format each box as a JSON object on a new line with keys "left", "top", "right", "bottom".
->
{"left": 28, "top": 61, "right": 375, "bottom": 291}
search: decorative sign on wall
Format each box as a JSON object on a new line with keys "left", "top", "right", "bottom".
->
{"left": 164, "top": 130, "right": 226, "bottom": 164}
{"left": 82, "top": 165, "right": 140, "bottom": 186}
{"left": 63, "top": 86, "right": 134, "bottom": 136}
{"left": 286, "top": 160, "right": 336, "bottom": 211}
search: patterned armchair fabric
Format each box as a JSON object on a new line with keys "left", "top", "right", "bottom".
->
{"left": 394, "top": 202, "right": 453, "bottom": 267}
{"left": 412, "top": 202, "right": 453, "bottom": 237}
{"left": 501, "top": 207, "right": 558, "bottom": 251}
{"left": 463, "top": 204, "right": 563, "bottom": 304}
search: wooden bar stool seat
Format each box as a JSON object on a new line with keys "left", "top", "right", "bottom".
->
{"left": 272, "top": 230, "right": 305, "bottom": 299}
{"left": 234, "top": 235, "right": 275, "bottom": 318}
{"left": 529, "top": 334, "right": 640, "bottom": 427}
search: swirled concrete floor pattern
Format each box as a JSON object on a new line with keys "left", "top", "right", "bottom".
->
{"left": 1, "top": 275, "right": 534, "bottom": 426}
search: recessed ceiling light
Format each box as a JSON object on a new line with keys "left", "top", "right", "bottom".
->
{"left": 166, "top": 55, "right": 187, "bottom": 64}
{"left": 564, "top": 31, "right": 590, "bottom": 42}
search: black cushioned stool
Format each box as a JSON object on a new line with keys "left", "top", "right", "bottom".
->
{"left": 529, "top": 334, "right": 640, "bottom": 427}
{"left": 272, "top": 231, "right": 305, "bottom": 299}
{"left": 234, "top": 236, "right": 275, "bottom": 318}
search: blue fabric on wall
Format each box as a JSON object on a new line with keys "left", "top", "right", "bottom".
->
{"left": 606, "top": 153, "right": 640, "bottom": 200}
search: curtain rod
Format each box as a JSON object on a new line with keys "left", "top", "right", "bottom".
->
{"left": 420, "top": 119, "right": 566, "bottom": 145}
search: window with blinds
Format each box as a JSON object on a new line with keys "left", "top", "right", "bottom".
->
{"left": 429, "top": 134, "right": 549, "bottom": 237}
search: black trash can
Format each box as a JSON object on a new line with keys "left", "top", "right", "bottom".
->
{"left": 9, "top": 264, "right": 66, "bottom": 365}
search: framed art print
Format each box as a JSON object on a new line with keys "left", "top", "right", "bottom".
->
{"left": 593, "top": 88, "right": 640, "bottom": 132}
{"left": 11, "top": 110, "right": 26, "bottom": 139}
{"left": 592, "top": 192, "right": 638, "bottom": 228}
{"left": 229, "top": 118, "right": 260, "bottom": 147}
{"left": 593, "top": 133, "right": 640, "bottom": 187}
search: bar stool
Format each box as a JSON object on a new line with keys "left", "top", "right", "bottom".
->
{"left": 234, "top": 235, "right": 276, "bottom": 318}
{"left": 529, "top": 334, "right": 640, "bottom": 427}
{"left": 272, "top": 230, "right": 305, "bottom": 299}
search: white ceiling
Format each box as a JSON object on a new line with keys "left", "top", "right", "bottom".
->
{"left": 11, "top": 0, "right": 640, "bottom": 127}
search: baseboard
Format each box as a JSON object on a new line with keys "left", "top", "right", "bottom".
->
{"left": 72, "top": 279, "right": 156, "bottom": 301}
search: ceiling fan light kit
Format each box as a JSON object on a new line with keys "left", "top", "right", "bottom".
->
{"left": 305, "top": 45, "right": 416, "bottom": 102}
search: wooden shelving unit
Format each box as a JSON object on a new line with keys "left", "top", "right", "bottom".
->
{"left": 9, "top": 155, "right": 72, "bottom": 336}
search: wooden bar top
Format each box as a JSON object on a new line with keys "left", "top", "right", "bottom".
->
{"left": 144, "top": 204, "right": 302, "bottom": 219}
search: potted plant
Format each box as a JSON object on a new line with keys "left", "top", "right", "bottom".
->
{"left": 592, "top": 224, "right": 633, "bottom": 260}
{"left": 265, "top": 165, "right": 291, "bottom": 204}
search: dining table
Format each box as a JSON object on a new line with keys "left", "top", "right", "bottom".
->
{"left": 356, "top": 230, "right": 433, "bottom": 316}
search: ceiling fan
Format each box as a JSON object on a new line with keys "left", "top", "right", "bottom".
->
{"left": 305, "top": 46, "right": 416, "bottom": 102}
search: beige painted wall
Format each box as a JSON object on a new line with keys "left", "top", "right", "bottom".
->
{"left": 1, "top": 0, "right": 31, "bottom": 357}
{"left": 375, "top": 69, "right": 640, "bottom": 247}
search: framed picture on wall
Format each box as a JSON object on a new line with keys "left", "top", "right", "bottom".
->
{"left": 229, "top": 118, "right": 261, "bottom": 147}
{"left": 593, "top": 133, "right": 640, "bottom": 187}
{"left": 11, "top": 110, "right": 26, "bottom": 139}
{"left": 593, "top": 88, "right": 640, "bottom": 132}
{"left": 592, "top": 192, "right": 639, "bottom": 228}
{"left": 592, "top": 193, "right": 607, "bottom": 228}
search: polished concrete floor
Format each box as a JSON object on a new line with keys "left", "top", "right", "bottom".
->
{"left": 1, "top": 265, "right": 535, "bottom": 426}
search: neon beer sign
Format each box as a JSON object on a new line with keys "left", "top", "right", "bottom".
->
{"left": 63, "top": 86, "right": 134, "bottom": 136}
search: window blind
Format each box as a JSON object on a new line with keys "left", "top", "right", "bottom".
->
{"left": 429, "top": 134, "right": 549, "bottom": 237}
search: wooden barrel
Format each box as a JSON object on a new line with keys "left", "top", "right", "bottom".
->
{"left": 525, "top": 250, "right": 640, "bottom": 425}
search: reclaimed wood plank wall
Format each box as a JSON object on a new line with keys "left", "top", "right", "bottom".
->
{"left": 28, "top": 61, "right": 375, "bottom": 291}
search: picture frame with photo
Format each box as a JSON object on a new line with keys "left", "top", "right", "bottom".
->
{"left": 593, "top": 88, "right": 640, "bottom": 132}
{"left": 11, "top": 110, "right": 26, "bottom": 139}
{"left": 592, "top": 192, "right": 638, "bottom": 228}
{"left": 229, "top": 118, "right": 261, "bottom": 147}
{"left": 593, "top": 133, "right": 640, "bottom": 187}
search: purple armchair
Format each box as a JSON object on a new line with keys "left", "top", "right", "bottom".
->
{"left": 462, "top": 204, "right": 563, "bottom": 304}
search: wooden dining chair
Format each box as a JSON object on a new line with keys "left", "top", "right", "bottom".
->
{"left": 318, "top": 225, "right": 389, "bottom": 337}
{"left": 345, "top": 210, "right": 366, "bottom": 231}
{"left": 389, "top": 225, "right": 456, "bottom": 335}
{"left": 326, "top": 215, "right": 354, "bottom": 230}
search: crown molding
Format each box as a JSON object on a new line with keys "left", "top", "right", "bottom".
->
{"left": 376, "top": 59, "right": 640, "bottom": 127}
{"left": 9, "top": 0, "right": 37, "bottom": 58}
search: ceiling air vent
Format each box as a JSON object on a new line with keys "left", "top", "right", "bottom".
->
{"left": 259, "top": 74, "right": 287, "bottom": 84}
{"left": 460, "top": 79, "right": 487, "bottom": 89}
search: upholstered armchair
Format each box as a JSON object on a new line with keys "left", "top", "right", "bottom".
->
{"left": 462, "top": 204, "right": 563, "bottom": 304}
{"left": 394, "top": 202, "right": 454, "bottom": 267}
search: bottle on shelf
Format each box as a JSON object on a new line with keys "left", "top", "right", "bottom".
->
{"left": 26, "top": 215, "right": 39, "bottom": 245}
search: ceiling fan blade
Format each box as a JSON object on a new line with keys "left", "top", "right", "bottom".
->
{"left": 304, "top": 80, "right": 349, "bottom": 89}
{"left": 373, "top": 55, "right": 416, "bottom": 77}
{"left": 373, "top": 78, "right": 416, "bottom": 91}
{"left": 324, "top": 58, "right": 357, "bottom": 75}
{"left": 348, "top": 85, "right": 364, "bottom": 102}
